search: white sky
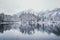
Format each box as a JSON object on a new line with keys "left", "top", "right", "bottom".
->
{"left": 0, "top": 0, "right": 60, "bottom": 15}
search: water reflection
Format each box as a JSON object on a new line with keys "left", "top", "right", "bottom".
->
{"left": 36, "top": 23, "right": 60, "bottom": 36}
{"left": 0, "top": 22, "right": 60, "bottom": 36}
{"left": 19, "top": 23, "right": 60, "bottom": 36}
{"left": 0, "top": 24, "right": 12, "bottom": 33}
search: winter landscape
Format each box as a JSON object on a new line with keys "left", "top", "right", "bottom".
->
{"left": 0, "top": 0, "right": 60, "bottom": 40}
{"left": 0, "top": 8, "right": 60, "bottom": 40}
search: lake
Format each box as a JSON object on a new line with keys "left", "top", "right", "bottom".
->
{"left": 0, "top": 22, "right": 60, "bottom": 40}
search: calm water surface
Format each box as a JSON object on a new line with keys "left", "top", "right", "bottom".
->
{"left": 0, "top": 22, "right": 60, "bottom": 40}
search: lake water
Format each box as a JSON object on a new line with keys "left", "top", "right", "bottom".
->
{"left": 0, "top": 22, "right": 60, "bottom": 40}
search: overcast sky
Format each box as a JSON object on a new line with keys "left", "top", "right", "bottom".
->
{"left": 0, "top": 0, "right": 60, "bottom": 15}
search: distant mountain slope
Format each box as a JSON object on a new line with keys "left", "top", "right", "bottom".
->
{"left": 0, "top": 8, "right": 60, "bottom": 22}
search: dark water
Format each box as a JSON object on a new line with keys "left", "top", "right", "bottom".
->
{"left": 0, "top": 22, "right": 60, "bottom": 40}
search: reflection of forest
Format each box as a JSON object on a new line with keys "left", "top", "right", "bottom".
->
{"left": 0, "top": 22, "right": 60, "bottom": 36}
{"left": 19, "top": 23, "right": 60, "bottom": 36}
{"left": 37, "top": 23, "right": 60, "bottom": 36}
{"left": 0, "top": 24, "right": 12, "bottom": 33}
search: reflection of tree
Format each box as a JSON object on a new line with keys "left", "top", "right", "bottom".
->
{"left": 19, "top": 23, "right": 60, "bottom": 36}
{"left": 0, "top": 24, "right": 4, "bottom": 33}
{"left": 0, "top": 22, "right": 60, "bottom": 36}
{"left": 50, "top": 24, "right": 60, "bottom": 36}
{"left": 19, "top": 24, "right": 35, "bottom": 34}
{"left": 38, "top": 23, "right": 60, "bottom": 36}
{"left": 0, "top": 24, "right": 12, "bottom": 33}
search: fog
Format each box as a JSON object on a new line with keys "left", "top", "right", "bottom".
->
{"left": 0, "top": 0, "right": 60, "bottom": 15}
